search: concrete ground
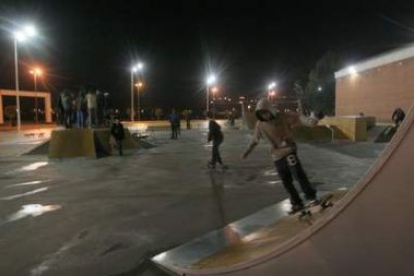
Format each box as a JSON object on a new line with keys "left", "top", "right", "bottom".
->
{"left": 0, "top": 128, "right": 385, "bottom": 276}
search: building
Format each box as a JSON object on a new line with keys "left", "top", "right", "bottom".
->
{"left": 335, "top": 44, "right": 414, "bottom": 123}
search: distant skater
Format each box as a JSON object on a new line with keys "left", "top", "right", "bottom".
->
{"left": 111, "top": 117, "right": 125, "bottom": 156}
{"left": 207, "top": 111, "right": 227, "bottom": 170}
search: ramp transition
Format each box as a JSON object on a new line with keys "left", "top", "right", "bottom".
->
{"left": 152, "top": 104, "right": 414, "bottom": 275}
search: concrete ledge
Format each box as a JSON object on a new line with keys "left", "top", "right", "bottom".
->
{"left": 48, "top": 128, "right": 138, "bottom": 158}
{"left": 321, "top": 116, "right": 368, "bottom": 141}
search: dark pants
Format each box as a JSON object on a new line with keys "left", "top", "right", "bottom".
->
{"left": 171, "top": 123, "right": 178, "bottom": 139}
{"left": 76, "top": 110, "right": 84, "bottom": 128}
{"left": 211, "top": 139, "right": 223, "bottom": 165}
{"left": 274, "top": 152, "right": 316, "bottom": 206}
{"left": 63, "top": 109, "right": 72, "bottom": 129}
{"left": 115, "top": 139, "right": 123, "bottom": 156}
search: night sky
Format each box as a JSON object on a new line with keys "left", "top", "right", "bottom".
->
{"left": 0, "top": 0, "right": 414, "bottom": 111}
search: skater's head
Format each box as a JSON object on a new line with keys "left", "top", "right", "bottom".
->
{"left": 255, "top": 98, "right": 276, "bottom": 121}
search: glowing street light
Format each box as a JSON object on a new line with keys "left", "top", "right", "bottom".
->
{"left": 268, "top": 82, "right": 277, "bottom": 102}
{"left": 130, "top": 62, "right": 144, "bottom": 121}
{"left": 135, "top": 82, "right": 144, "bottom": 120}
{"left": 268, "top": 82, "right": 277, "bottom": 90}
{"left": 206, "top": 74, "right": 216, "bottom": 113}
{"left": 29, "top": 68, "right": 43, "bottom": 124}
{"left": 13, "top": 23, "right": 38, "bottom": 131}
{"left": 318, "top": 86, "right": 323, "bottom": 92}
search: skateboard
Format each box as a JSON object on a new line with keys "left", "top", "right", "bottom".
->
{"left": 298, "top": 193, "right": 334, "bottom": 219}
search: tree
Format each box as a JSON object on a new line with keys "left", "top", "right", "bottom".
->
{"left": 4, "top": 105, "right": 16, "bottom": 126}
{"left": 303, "top": 51, "right": 342, "bottom": 115}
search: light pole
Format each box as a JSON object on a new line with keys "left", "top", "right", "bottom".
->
{"left": 211, "top": 86, "right": 218, "bottom": 118}
{"left": 135, "top": 82, "right": 143, "bottom": 120}
{"left": 13, "top": 25, "right": 37, "bottom": 131}
{"left": 130, "top": 62, "right": 143, "bottom": 121}
{"left": 206, "top": 74, "right": 216, "bottom": 113}
{"left": 268, "top": 82, "right": 277, "bottom": 102}
{"left": 30, "top": 68, "right": 42, "bottom": 124}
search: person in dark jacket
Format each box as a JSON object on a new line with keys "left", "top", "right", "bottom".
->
{"left": 111, "top": 118, "right": 125, "bottom": 156}
{"left": 207, "top": 111, "right": 227, "bottom": 169}
{"left": 169, "top": 109, "right": 179, "bottom": 139}
{"left": 392, "top": 107, "right": 405, "bottom": 128}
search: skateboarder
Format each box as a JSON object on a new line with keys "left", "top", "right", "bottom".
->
{"left": 111, "top": 117, "right": 125, "bottom": 156}
{"left": 207, "top": 111, "right": 227, "bottom": 169}
{"left": 241, "top": 98, "right": 320, "bottom": 214}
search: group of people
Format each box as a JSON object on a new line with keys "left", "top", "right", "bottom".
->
{"left": 57, "top": 88, "right": 110, "bottom": 129}
{"left": 108, "top": 99, "right": 410, "bottom": 214}
{"left": 168, "top": 108, "right": 192, "bottom": 139}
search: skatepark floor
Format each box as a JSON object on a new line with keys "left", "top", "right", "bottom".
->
{"left": 0, "top": 129, "right": 385, "bottom": 276}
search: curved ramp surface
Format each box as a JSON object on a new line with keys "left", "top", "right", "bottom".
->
{"left": 152, "top": 105, "right": 414, "bottom": 276}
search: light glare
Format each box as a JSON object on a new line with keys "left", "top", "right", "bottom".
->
{"left": 207, "top": 75, "right": 216, "bottom": 85}
{"left": 348, "top": 66, "right": 357, "bottom": 75}
{"left": 268, "top": 82, "right": 277, "bottom": 90}
{"left": 14, "top": 31, "right": 27, "bottom": 42}
{"left": 23, "top": 25, "right": 36, "bottom": 37}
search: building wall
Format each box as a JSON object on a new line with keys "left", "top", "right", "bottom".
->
{"left": 336, "top": 57, "right": 414, "bottom": 123}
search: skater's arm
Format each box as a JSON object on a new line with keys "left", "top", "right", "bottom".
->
{"left": 286, "top": 108, "right": 319, "bottom": 127}
{"left": 242, "top": 122, "right": 261, "bottom": 159}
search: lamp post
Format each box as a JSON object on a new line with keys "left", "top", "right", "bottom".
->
{"left": 211, "top": 86, "right": 218, "bottom": 118}
{"left": 135, "top": 82, "right": 143, "bottom": 120}
{"left": 29, "top": 68, "right": 42, "bottom": 124}
{"left": 268, "top": 82, "right": 277, "bottom": 102}
{"left": 130, "top": 62, "right": 143, "bottom": 121}
{"left": 13, "top": 24, "right": 37, "bottom": 131}
{"left": 206, "top": 74, "right": 216, "bottom": 113}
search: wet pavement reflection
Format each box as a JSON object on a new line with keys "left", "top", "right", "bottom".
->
{"left": 1, "top": 187, "right": 49, "bottom": 200}
{"left": 17, "top": 162, "right": 48, "bottom": 172}
{"left": 208, "top": 171, "right": 241, "bottom": 243}
{"left": 152, "top": 171, "right": 290, "bottom": 269}
{"left": 2, "top": 204, "right": 61, "bottom": 224}
{"left": 6, "top": 179, "right": 52, "bottom": 188}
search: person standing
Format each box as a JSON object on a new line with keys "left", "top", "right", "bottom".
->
{"left": 111, "top": 117, "right": 125, "bottom": 156}
{"left": 75, "top": 89, "right": 86, "bottom": 128}
{"left": 60, "top": 89, "right": 72, "bottom": 129}
{"left": 169, "top": 109, "right": 179, "bottom": 139}
{"left": 207, "top": 111, "right": 227, "bottom": 169}
{"left": 185, "top": 108, "right": 192, "bottom": 129}
{"left": 241, "top": 98, "right": 321, "bottom": 214}
{"left": 86, "top": 90, "right": 96, "bottom": 128}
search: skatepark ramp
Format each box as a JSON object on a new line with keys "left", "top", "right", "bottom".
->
{"left": 152, "top": 103, "right": 414, "bottom": 275}
{"left": 48, "top": 129, "right": 138, "bottom": 158}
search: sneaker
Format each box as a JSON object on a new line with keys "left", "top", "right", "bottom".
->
{"left": 207, "top": 162, "right": 215, "bottom": 169}
{"left": 288, "top": 204, "right": 304, "bottom": 215}
{"left": 307, "top": 198, "right": 320, "bottom": 207}
{"left": 219, "top": 164, "right": 228, "bottom": 170}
